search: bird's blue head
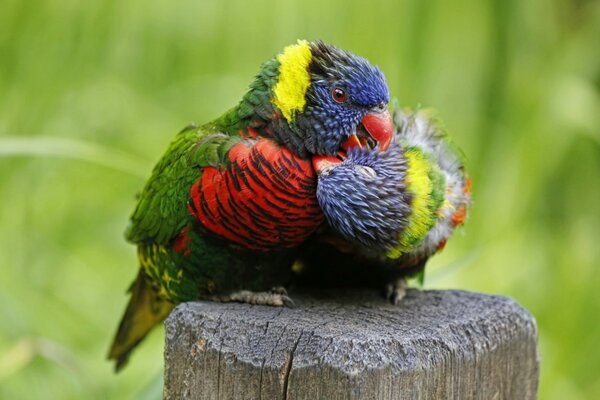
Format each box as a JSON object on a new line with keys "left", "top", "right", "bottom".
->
{"left": 268, "top": 40, "right": 393, "bottom": 157}
{"left": 314, "top": 143, "right": 412, "bottom": 251}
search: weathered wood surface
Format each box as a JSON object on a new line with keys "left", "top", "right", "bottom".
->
{"left": 164, "top": 290, "right": 538, "bottom": 400}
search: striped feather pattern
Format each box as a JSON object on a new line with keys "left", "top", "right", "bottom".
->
{"left": 189, "top": 137, "right": 324, "bottom": 251}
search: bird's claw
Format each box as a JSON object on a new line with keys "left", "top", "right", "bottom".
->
{"left": 212, "top": 289, "right": 295, "bottom": 308}
{"left": 384, "top": 278, "right": 407, "bottom": 305}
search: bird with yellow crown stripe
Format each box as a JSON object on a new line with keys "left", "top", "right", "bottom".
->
{"left": 299, "top": 104, "right": 472, "bottom": 303}
{"left": 108, "top": 40, "right": 394, "bottom": 370}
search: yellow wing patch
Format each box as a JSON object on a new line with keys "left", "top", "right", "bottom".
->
{"left": 387, "top": 148, "right": 434, "bottom": 259}
{"left": 272, "top": 40, "right": 312, "bottom": 122}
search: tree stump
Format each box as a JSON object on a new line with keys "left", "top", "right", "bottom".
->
{"left": 163, "top": 290, "right": 538, "bottom": 399}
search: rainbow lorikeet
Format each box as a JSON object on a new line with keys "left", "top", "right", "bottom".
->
{"left": 108, "top": 40, "right": 394, "bottom": 370}
{"left": 300, "top": 105, "right": 472, "bottom": 303}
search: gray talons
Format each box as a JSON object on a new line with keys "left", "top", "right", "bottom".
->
{"left": 211, "top": 290, "right": 295, "bottom": 308}
{"left": 385, "top": 279, "right": 407, "bottom": 305}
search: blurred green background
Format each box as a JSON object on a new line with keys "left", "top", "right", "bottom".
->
{"left": 1, "top": 0, "right": 599, "bottom": 398}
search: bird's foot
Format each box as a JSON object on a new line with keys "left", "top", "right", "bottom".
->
{"left": 212, "top": 287, "right": 294, "bottom": 307}
{"left": 384, "top": 278, "right": 408, "bottom": 305}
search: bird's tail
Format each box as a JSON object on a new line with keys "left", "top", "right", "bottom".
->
{"left": 107, "top": 270, "right": 174, "bottom": 372}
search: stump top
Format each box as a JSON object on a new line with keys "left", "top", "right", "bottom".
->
{"left": 166, "top": 290, "right": 537, "bottom": 374}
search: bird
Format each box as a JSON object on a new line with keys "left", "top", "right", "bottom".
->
{"left": 108, "top": 40, "right": 394, "bottom": 371}
{"left": 298, "top": 105, "right": 472, "bottom": 304}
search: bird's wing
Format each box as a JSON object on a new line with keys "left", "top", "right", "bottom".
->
{"left": 125, "top": 124, "right": 243, "bottom": 245}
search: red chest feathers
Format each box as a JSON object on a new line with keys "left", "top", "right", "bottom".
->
{"left": 188, "top": 138, "right": 324, "bottom": 251}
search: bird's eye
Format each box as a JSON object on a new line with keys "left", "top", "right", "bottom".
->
{"left": 331, "top": 87, "right": 347, "bottom": 103}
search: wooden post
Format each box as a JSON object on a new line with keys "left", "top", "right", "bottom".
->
{"left": 163, "top": 290, "right": 539, "bottom": 399}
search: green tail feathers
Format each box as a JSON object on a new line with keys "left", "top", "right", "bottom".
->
{"left": 108, "top": 271, "right": 174, "bottom": 372}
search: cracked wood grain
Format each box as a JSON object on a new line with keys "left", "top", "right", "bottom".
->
{"left": 163, "top": 289, "right": 539, "bottom": 400}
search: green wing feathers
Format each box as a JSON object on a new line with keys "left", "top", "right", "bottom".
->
{"left": 125, "top": 124, "right": 203, "bottom": 245}
{"left": 112, "top": 122, "right": 243, "bottom": 371}
{"left": 188, "top": 132, "right": 243, "bottom": 169}
{"left": 125, "top": 124, "right": 241, "bottom": 245}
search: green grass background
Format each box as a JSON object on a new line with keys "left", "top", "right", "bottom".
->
{"left": 1, "top": 0, "right": 599, "bottom": 398}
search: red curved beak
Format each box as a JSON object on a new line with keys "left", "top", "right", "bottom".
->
{"left": 339, "top": 109, "right": 394, "bottom": 153}
{"left": 361, "top": 109, "right": 393, "bottom": 151}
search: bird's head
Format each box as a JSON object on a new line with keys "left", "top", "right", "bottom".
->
{"left": 314, "top": 144, "right": 411, "bottom": 252}
{"left": 262, "top": 40, "right": 393, "bottom": 158}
